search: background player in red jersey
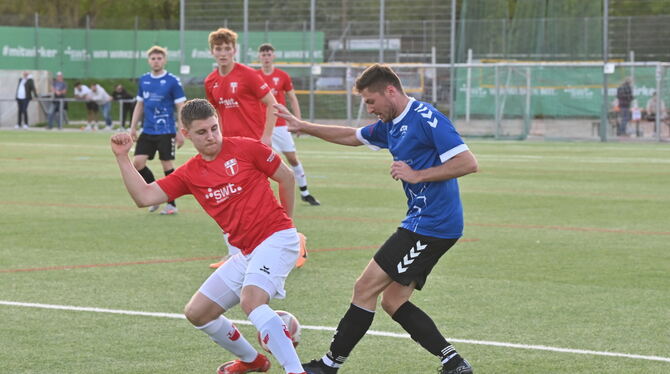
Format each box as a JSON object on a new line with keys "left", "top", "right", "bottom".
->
{"left": 257, "top": 43, "right": 320, "bottom": 207}
{"left": 204, "top": 28, "right": 276, "bottom": 147}
{"left": 110, "top": 99, "right": 306, "bottom": 374}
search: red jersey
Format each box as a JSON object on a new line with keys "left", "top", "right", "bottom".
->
{"left": 205, "top": 63, "right": 271, "bottom": 139}
{"left": 257, "top": 68, "right": 294, "bottom": 127}
{"left": 156, "top": 137, "right": 293, "bottom": 254}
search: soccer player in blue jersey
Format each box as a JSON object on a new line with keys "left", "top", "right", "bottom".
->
{"left": 129, "top": 46, "right": 187, "bottom": 215}
{"left": 275, "top": 64, "right": 478, "bottom": 374}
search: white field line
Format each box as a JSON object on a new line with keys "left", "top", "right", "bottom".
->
{"left": 1, "top": 300, "right": 669, "bottom": 364}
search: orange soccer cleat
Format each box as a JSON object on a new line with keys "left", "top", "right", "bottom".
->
{"left": 295, "top": 232, "right": 308, "bottom": 268}
{"left": 217, "top": 353, "right": 271, "bottom": 374}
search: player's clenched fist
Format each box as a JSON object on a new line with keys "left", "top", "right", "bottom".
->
{"left": 110, "top": 133, "right": 134, "bottom": 156}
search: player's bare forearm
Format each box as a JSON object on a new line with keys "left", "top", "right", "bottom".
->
{"left": 391, "top": 150, "right": 478, "bottom": 184}
{"left": 271, "top": 162, "right": 295, "bottom": 218}
{"left": 111, "top": 133, "right": 168, "bottom": 207}
{"left": 129, "top": 101, "right": 144, "bottom": 136}
{"left": 287, "top": 90, "right": 302, "bottom": 119}
{"left": 274, "top": 104, "right": 362, "bottom": 146}
{"left": 174, "top": 101, "right": 185, "bottom": 148}
{"left": 261, "top": 93, "right": 277, "bottom": 145}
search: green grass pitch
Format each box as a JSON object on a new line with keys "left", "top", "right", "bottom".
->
{"left": 1, "top": 130, "right": 668, "bottom": 373}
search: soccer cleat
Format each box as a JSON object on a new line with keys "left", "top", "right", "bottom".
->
{"left": 301, "top": 194, "right": 320, "bottom": 206}
{"left": 302, "top": 360, "right": 338, "bottom": 374}
{"left": 217, "top": 353, "right": 271, "bottom": 374}
{"left": 438, "top": 358, "right": 473, "bottom": 374}
{"left": 209, "top": 254, "right": 232, "bottom": 269}
{"left": 148, "top": 204, "right": 160, "bottom": 213}
{"left": 21, "top": 124, "right": 29, "bottom": 129}
{"left": 160, "top": 203, "right": 178, "bottom": 215}
{"left": 295, "top": 232, "right": 308, "bottom": 268}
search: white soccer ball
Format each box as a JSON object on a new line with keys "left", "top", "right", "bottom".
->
{"left": 257, "top": 310, "right": 301, "bottom": 353}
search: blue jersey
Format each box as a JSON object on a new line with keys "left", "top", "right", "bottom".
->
{"left": 356, "top": 99, "right": 469, "bottom": 239}
{"left": 136, "top": 71, "right": 186, "bottom": 135}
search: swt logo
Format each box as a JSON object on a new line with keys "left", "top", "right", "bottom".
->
{"left": 205, "top": 184, "right": 242, "bottom": 203}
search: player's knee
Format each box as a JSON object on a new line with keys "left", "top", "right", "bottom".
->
{"left": 132, "top": 159, "right": 145, "bottom": 170}
{"left": 184, "top": 301, "right": 214, "bottom": 326}
{"left": 352, "top": 277, "right": 378, "bottom": 300}
{"left": 380, "top": 293, "right": 406, "bottom": 316}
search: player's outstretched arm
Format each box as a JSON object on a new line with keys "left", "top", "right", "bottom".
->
{"left": 129, "top": 101, "right": 144, "bottom": 140}
{"left": 273, "top": 104, "right": 363, "bottom": 146}
{"left": 390, "top": 150, "right": 479, "bottom": 184}
{"left": 260, "top": 92, "right": 278, "bottom": 146}
{"left": 269, "top": 161, "right": 295, "bottom": 219}
{"left": 111, "top": 133, "right": 169, "bottom": 207}
{"left": 174, "top": 101, "right": 185, "bottom": 149}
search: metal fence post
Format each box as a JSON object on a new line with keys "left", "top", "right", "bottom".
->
{"left": 308, "top": 0, "right": 315, "bottom": 122}
{"left": 495, "top": 65, "right": 500, "bottom": 138}
{"left": 346, "top": 66, "right": 352, "bottom": 126}
{"left": 379, "top": 0, "right": 385, "bottom": 63}
{"left": 600, "top": 1, "right": 609, "bottom": 142}
{"left": 34, "top": 13, "right": 40, "bottom": 69}
{"left": 655, "top": 63, "right": 662, "bottom": 141}
{"left": 523, "top": 67, "right": 531, "bottom": 139}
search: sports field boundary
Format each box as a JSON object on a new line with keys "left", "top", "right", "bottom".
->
{"left": 1, "top": 300, "right": 668, "bottom": 364}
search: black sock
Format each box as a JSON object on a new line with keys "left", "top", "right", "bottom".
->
{"left": 138, "top": 166, "right": 155, "bottom": 183}
{"left": 392, "top": 301, "right": 461, "bottom": 367}
{"left": 164, "top": 168, "right": 175, "bottom": 206}
{"left": 325, "top": 303, "right": 375, "bottom": 367}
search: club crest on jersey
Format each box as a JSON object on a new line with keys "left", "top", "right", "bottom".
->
{"left": 213, "top": 82, "right": 219, "bottom": 89}
{"left": 272, "top": 77, "right": 280, "bottom": 86}
{"left": 230, "top": 82, "right": 238, "bottom": 93}
{"left": 143, "top": 91, "right": 150, "bottom": 99}
{"left": 224, "top": 158, "right": 239, "bottom": 176}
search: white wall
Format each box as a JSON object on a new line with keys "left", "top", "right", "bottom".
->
{"left": 0, "top": 70, "right": 51, "bottom": 127}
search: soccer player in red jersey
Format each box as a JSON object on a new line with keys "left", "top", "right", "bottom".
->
{"left": 110, "top": 99, "right": 306, "bottom": 374}
{"left": 204, "top": 28, "right": 276, "bottom": 147}
{"left": 257, "top": 43, "right": 320, "bottom": 207}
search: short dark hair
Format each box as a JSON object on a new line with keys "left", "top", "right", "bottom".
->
{"left": 180, "top": 99, "right": 218, "bottom": 129}
{"left": 258, "top": 43, "right": 275, "bottom": 53}
{"left": 354, "top": 64, "right": 404, "bottom": 95}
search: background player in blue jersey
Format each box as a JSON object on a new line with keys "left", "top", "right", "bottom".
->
{"left": 129, "top": 46, "right": 187, "bottom": 215}
{"left": 275, "top": 64, "right": 478, "bottom": 374}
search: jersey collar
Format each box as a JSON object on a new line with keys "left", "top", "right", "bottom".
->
{"left": 392, "top": 97, "right": 416, "bottom": 125}
{"left": 150, "top": 70, "right": 167, "bottom": 79}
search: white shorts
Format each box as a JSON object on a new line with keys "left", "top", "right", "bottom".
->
{"left": 272, "top": 125, "right": 296, "bottom": 153}
{"left": 199, "top": 228, "right": 300, "bottom": 310}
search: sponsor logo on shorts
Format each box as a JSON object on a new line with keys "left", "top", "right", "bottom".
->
{"left": 260, "top": 265, "right": 270, "bottom": 274}
{"left": 396, "top": 240, "right": 427, "bottom": 273}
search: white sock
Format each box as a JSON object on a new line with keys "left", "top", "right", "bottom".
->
{"left": 292, "top": 163, "right": 309, "bottom": 196}
{"left": 196, "top": 316, "right": 258, "bottom": 362}
{"left": 248, "top": 305, "right": 303, "bottom": 373}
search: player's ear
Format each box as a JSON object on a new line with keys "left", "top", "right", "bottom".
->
{"left": 181, "top": 127, "right": 190, "bottom": 139}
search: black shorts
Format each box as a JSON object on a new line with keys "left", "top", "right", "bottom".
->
{"left": 134, "top": 133, "right": 176, "bottom": 161}
{"left": 86, "top": 101, "right": 99, "bottom": 112}
{"left": 374, "top": 227, "right": 458, "bottom": 290}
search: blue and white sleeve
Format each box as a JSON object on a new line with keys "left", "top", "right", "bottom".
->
{"left": 355, "top": 121, "right": 388, "bottom": 150}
